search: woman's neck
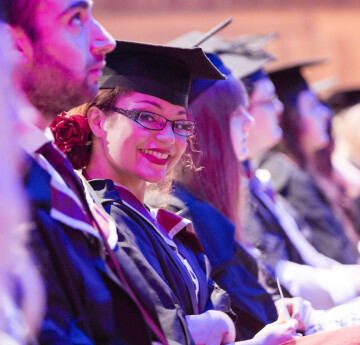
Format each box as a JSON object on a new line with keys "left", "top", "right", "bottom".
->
{"left": 86, "top": 155, "right": 146, "bottom": 202}
{"left": 250, "top": 150, "right": 267, "bottom": 169}
{"left": 113, "top": 178, "right": 146, "bottom": 202}
{"left": 302, "top": 148, "right": 317, "bottom": 172}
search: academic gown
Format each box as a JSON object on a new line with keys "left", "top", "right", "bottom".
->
{"left": 260, "top": 152, "right": 359, "bottom": 265}
{"left": 245, "top": 175, "right": 306, "bottom": 274}
{"left": 89, "top": 179, "right": 232, "bottom": 319}
{"left": 24, "top": 156, "right": 164, "bottom": 345}
{"left": 146, "top": 183, "right": 279, "bottom": 341}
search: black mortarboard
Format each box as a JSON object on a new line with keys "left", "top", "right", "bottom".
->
{"left": 325, "top": 88, "right": 360, "bottom": 114}
{"left": 168, "top": 31, "right": 277, "bottom": 80}
{"left": 99, "top": 40, "right": 225, "bottom": 108}
{"left": 268, "top": 59, "right": 326, "bottom": 104}
{"left": 189, "top": 53, "right": 232, "bottom": 104}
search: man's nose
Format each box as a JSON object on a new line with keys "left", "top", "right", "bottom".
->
{"left": 90, "top": 19, "right": 116, "bottom": 56}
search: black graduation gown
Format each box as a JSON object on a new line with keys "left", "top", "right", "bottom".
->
{"left": 260, "top": 151, "right": 359, "bottom": 265}
{"left": 90, "top": 179, "right": 232, "bottom": 319}
{"left": 146, "top": 183, "right": 279, "bottom": 341}
{"left": 24, "top": 156, "right": 156, "bottom": 345}
{"left": 245, "top": 176, "right": 306, "bottom": 274}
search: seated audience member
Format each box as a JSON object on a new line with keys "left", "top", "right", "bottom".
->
{"left": 327, "top": 90, "right": 360, "bottom": 237}
{"left": 5, "top": 1, "right": 189, "bottom": 344}
{"left": 326, "top": 87, "right": 360, "bottom": 177}
{"left": 311, "top": 107, "right": 360, "bottom": 248}
{"left": 241, "top": 60, "right": 360, "bottom": 309}
{"left": 0, "top": 22, "right": 44, "bottom": 345}
{"left": 262, "top": 61, "right": 360, "bottom": 265}
{"left": 163, "top": 30, "right": 360, "bottom": 327}
{"left": 331, "top": 98, "right": 360, "bottom": 190}
{"left": 52, "top": 42, "right": 301, "bottom": 345}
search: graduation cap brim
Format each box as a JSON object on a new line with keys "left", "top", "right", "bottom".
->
{"left": 99, "top": 40, "right": 225, "bottom": 108}
{"left": 189, "top": 53, "right": 232, "bottom": 104}
{"left": 167, "top": 30, "right": 232, "bottom": 51}
{"left": 219, "top": 53, "right": 274, "bottom": 79}
{"left": 326, "top": 87, "right": 360, "bottom": 114}
{"left": 267, "top": 58, "right": 327, "bottom": 75}
{"left": 168, "top": 31, "right": 276, "bottom": 79}
{"left": 268, "top": 58, "right": 328, "bottom": 102}
{"left": 310, "top": 76, "right": 338, "bottom": 95}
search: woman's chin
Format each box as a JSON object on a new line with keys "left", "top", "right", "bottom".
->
{"left": 143, "top": 174, "right": 166, "bottom": 184}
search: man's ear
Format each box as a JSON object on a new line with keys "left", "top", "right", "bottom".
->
{"left": 9, "top": 26, "right": 33, "bottom": 65}
{"left": 87, "top": 106, "right": 107, "bottom": 137}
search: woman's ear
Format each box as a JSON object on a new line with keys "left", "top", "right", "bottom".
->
{"left": 8, "top": 26, "right": 33, "bottom": 66}
{"left": 87, "top": 106, "right": 107, "bottom": 137}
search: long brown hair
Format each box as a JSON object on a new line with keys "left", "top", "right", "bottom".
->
{"left": 173, "top": 75, "right": 246, "bottom": 227}
{"left": 275, "top": 95, "right": 308, "bottom": 168}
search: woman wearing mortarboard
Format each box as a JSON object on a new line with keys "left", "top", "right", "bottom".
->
{"left": 238, "top": 55, "right": 360, "bottom": 316}
{"left": 162, "top": 31, "right": 360, "bottom": 334}
{"left": 160, "top": 32, "right": 330, "bottom": 335}
{"left": 262, "top": 61, "right": 360, "bottom": 266}
{"left": 49, "top": 40, "right": 302, "bottom": 345}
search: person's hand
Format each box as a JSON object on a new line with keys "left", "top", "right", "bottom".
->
{"left": 276, "top": 297, "right": 324, "bottom": 332}
{"left": 251, "top": 318, "right": 298, "bottom": 345}
{"left": 186, "top": 310, "right": 236, "bottom": 345}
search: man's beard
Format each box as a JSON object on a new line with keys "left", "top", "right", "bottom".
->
{"left": 22, "top": 45, "right": 98, "bottom": 121}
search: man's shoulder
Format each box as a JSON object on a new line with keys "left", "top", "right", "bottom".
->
{"left": 23, "top": 154, "right": 52, "bottom": 210}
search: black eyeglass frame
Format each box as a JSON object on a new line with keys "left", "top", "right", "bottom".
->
{"left": 110, "top": 106, "right": 196, "bottom": 137}
{"left": 249, "top": 95, "right": 280, "bottom": 108}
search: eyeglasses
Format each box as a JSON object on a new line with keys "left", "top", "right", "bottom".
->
{"left": 111, "top": 107, "right": 196, "bottom": 137}
{"left": 250, "top": 95, "right": 280, "bottom": 108}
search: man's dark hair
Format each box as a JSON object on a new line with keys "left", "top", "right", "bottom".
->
{"left": 4, "top": 0, "right": 39, "bottom": 41}
{"left": 0, "top": 0, "right": 10, "bottom": 22}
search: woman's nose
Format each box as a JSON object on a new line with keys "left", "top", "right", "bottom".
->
{"left": 155, "top": 122, "right": 176, "bottom": 143}
{"left": 322, "top": 105, "right": 332, "bottom": 120}
{"left": 242, "top": 110, "right": 255, "bottom": 132}
{"left": 275, "top": 98, "right": 284, "bottom": 117}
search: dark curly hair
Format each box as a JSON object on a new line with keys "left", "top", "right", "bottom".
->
{"left": 4, "top": 0, "right": 39, "bottom": 41}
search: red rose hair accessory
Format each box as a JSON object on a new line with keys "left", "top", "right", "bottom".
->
{"left": 50, "top": 112, "right": 91, "bottom": 153}
{"left": 49, "top": 112, "right": 92, "bottom": 169}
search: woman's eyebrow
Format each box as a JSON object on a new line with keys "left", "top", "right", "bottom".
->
{"left": 137, "top": 100, "right": 162, "bottom": 109}
{"left": 177, "top": 110, "right": 187, "bottom": 116}
{"left": 60, "top": 0, "right": 92, "bottom": 16}
{"left": 137, "top": 100, "right": 187, "bottom": 116}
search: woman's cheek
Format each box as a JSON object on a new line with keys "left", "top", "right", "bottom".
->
{"left": 168, "top": 138, "right": 187, "bottom": 170}
{"left": 177, "top": 137, "right": 188, "bottom": 156}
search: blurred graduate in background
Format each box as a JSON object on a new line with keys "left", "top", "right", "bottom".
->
{"left": 0, "top": 17, "right": 45, "bottom": 345}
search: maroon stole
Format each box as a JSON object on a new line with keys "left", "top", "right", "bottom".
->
{"left": 114, "top": 185, "right": 191, "bottom": 239}
{"left": 37, "top": 142, "right": 168, "bottom": 345}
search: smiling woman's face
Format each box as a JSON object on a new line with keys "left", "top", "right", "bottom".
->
{"left": 99, "top": 91, "right": 188, "bottom": 186}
